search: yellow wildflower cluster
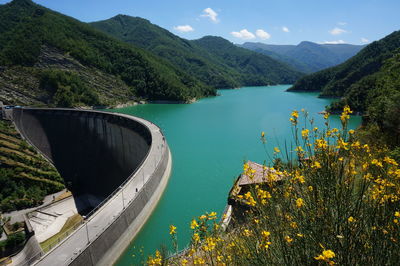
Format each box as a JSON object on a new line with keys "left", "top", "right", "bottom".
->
{"left": 147, "top": 250, "right": 162, "bottom": 266}
{"left": 243, "top": 162, "right": 256, "bottom": 179}
{"left": 148, "top": 106, "right": 400, "bottom": 266}
{"left": 256, "top": 186, "right": 272, "bottom": 205}
{"left": 169, "top": 225, "right": 176, "bottom": 235}
{"left": 244, "top": 191, "right": 257, "bottom": 206}
{"left": 340, "top": 105, "right": 353, "bottom": 124}
{"left": 260, "top": 230, "right": 272, "bottom": 250}
{"left": 290, "top": 110, "right": 299, "bottom": 125}
{"left": 315, "top": 249, "right": 335, "bottom": 264}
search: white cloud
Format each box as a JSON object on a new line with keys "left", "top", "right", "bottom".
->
{"left": 329, "top": 27, "right": 347, "bottom": 35}
{"left": 173, "top": 25, "right": 194, "bottom": 33}
{"left": 337, "top": 22, "right": 347, "bottom": 26}
{"left": 282, "top": 26, "right": 290, "bottom": 33}
{"left": 201, "top": 7, "right": 219, "bottom": 23}
{"left": 256, "top": 29, "right": 271, "bottom": 40}
{"left": 231, "top": 29, "right": 256, "bottom": 40}
{"left": 321, "top": 40, "right": 346, "bottom": 44}
{"left": 361, "top": 37, "right": 370, "bottom": 44}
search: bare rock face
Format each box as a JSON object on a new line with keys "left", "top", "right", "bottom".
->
{"left": 34, "top": 45, "right": 84, "bottom": 71}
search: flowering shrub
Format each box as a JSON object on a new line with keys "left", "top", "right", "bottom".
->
{"left": 147, "top": 106, "right": 400, "bottom": 265}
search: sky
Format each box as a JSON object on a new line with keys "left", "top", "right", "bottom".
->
{"left": 1, "top": 0, "right": 400, "bottom": 45}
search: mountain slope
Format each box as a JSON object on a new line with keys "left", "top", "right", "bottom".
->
{"left": 240, "top": 41, "right": 365, "bottom": 73}
{"left": 90, "top": 15, "right": 303, "bottom": 88}
{"left": 192, "top": 36, "right": 303, "bottom": 85}
{"left": 0, "top": 0, "right": 214, "bottom": 106}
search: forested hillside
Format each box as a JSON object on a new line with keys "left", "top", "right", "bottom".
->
{"left": 241, "top": 41, "right": 364, "bottom": 73}
{"left": 289, "top": 30, "right": 400, "bottom": 147}
{"left": 91, "top": 15, "right": 303, "bottom": 88}
{"left": 0, "top": 0, "right": 215, "bottom": 106}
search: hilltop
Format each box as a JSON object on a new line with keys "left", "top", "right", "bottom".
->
{"left": 91, "top": 15, "right": 303, "bottom": 88}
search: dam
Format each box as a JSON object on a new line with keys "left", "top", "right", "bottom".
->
{"left": 9, "top": 108, "right": 172, "bottom": 266}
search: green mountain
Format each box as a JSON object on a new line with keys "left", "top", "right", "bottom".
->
{"left": 289, "top": 30, "right": 400, "bottom": 145}
{"left": 240, "top": 41, "right": 365, "bottom": 73}
{"left": 90, "top": 15, "right": 302, "bottom": 88}
{"left": 192, "top": 36, "right": 302, "bottom": 85}
{"left": 0, "top": 0, "right": 214, "bottom": 107}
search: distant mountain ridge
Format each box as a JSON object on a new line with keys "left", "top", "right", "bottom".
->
{"left": 240, "top": 41, "right": 365, "bottom": 73}
{"left": 288, "top": 30, "right": 400, "bottom": 145}
{"left": 90, "top": 15, "right": 303, "bottom": 88}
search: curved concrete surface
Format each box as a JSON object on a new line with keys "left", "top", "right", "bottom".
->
{"left": 11, "top": 108, "right": 172, "bottom": 266}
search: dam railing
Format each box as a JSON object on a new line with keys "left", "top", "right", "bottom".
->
{"left": 13, "top": 109, "right": 169, "bottom": 266}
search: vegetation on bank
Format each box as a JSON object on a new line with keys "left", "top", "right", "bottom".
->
{"left": 146, "top": 107, "right": 400, "bottom": 265}
{"left": 0, "top": 120, "right": 64, "bottom": 212}
{"left": 289, "top": 30, "right": 400, "bottom": 156}
{"left": 91, "top": 15, "right": 303, "bottom": 90}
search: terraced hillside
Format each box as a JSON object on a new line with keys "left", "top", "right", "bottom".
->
{"left": 0, "top": 119, "right": 64, "bottom": 212}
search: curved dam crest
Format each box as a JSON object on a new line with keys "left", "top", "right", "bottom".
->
{"left": 10, "top": 108, "right": 172, "bottom": 266}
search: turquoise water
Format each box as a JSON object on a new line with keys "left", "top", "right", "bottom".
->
{"left": 112, "top": 85, "right": 361, "bottom": 265}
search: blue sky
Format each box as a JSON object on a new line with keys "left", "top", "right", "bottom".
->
{"left": 2, "top": 0, "right": 400, "bottom": 45}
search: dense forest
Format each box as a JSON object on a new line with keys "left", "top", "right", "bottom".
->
{"left": 289, "top": 30, "right": 400, "bottom": 151}
{"left": 0, "top": 0, "right": 215, "bottom": 106}
{"left": 91, "top": 15, "right": 303, "bottom": 89}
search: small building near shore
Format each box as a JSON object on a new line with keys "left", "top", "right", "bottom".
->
{"left": 223, "top": 161, "right": 286, "bottom": 228}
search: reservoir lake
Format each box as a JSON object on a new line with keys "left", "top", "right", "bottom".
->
{"left": 111, "top": 85, "right": 361, "bottom": 265}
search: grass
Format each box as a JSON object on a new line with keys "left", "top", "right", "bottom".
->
{"left": 40, "top": 214, "right": 83, "bottom": 251}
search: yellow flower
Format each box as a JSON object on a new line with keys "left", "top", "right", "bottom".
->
{"left": 311, "top": 161, "right": 322, "bottom": 169}
{"left": 290, "top": 222, "right": 298, "bottom": 229}
{"left": 308, "top": 185, "right": 313, "bottom": 192}
{"left": 261, "top": 230, "right": 271, "bottom": 238}
{"left": 261, "top": 131, "right": 265, "bottom": 137}
{"left": 243, "top": 229, "right": 252, "bottom": 237}
{"left": 349, "top": 129, "right": 355, "bottom": 134}
{"left": 348, "top": 216, "right": 355, "bottom": 223}
{"left": 313, "top": 127, "right": 318, "bottom": 131}
{"left": 193, "top": 256, "right": 205, "bottom": 265}
{"left": 323, "top": 112, "right": 330, "bottom": 119}
{"left": 208, "top": 212, "right": 217, "bottom": 220}
{"left": 395, "top": 211, "right": 400, "bottom": 217}
{"left": 192, "top": 232, "right": 200, "bottom": 243}
{"left": 181, "top": 258, "right": 188, "bottom": 265}
{"left": 295, "top": 146, "right": 304, "bottom": 152}
{"left": 371, "top": 159, "right": 383, "bottom": 167}
{"left": 274, "top": 147, "right": 280, "bottom": 153}
{"left": 297, "top": 233, "right": 304, "bottom": 237}
{"left": 199, "top": 215, "right": 207, "bottom": 220}
{"left": 169, "top": 225, "right": 177, "bottom": 235}
{"left": 291, "top": 110, "right": 299, "bottom": 118}
{"left": 191, "top": 219, "right": 199, "bottom": 229}
{"left": 301, "top": 129, "right": 309, "bottom": 138}
{"left": 315, "top": 249, "right": 335, "bottom": 261}
{"left": 296, "top": 198, "right": 304, "bottom": 208}
{"left": 284, "top": 235, "right": 293, "bottom": 243}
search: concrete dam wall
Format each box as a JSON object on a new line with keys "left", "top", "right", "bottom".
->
{"left": 11, "top": 108, "right": 172, "bottom": 266}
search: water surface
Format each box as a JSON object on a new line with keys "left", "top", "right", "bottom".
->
{"left": 112, "top": 85, "right": 361, "bottom": 265}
